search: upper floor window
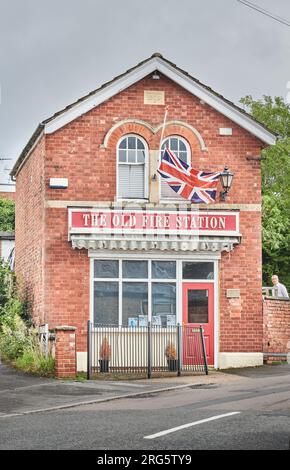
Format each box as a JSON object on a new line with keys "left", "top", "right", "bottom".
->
{"left": 160, "top": 136, "right": 191, "bottom": 199}
{"left": 117, "top": 135, "right": 148, "bottom": 199}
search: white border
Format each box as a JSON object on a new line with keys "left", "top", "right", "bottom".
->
{"left": 68, "top": 208, "right": 240, "bottom": 238}
{"left": 116, "top": 134, "right": 149, "bottom": 201}
{"left": 44, "top": 57, "right": 276, "bottom": 145}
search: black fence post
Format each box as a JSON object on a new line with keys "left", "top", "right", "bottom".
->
{"left": 87, "top": 321, "right": 91, "bottom": 380}
{"left": 147, "top": 321, "right": 152, "bottom": 379}
{"left": 200, "top": 325, "right": 208, "bottom": 375}
{"left": 177, "top": 323, "right": 181, "bottom": 377}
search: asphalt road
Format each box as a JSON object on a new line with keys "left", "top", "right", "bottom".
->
{"left": 0, "top": 364, "right": 290, "bottom": 450}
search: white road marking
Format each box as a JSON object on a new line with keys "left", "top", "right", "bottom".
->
{"left": 144, "top": 412, "right": 241, "bottom": 439}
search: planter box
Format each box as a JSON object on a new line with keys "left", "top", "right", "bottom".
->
{"left": 167, "top": 359, "right": 178, "bottom": 372}
{"left": 99, "top": 359, "right": 110, "bottom": 373}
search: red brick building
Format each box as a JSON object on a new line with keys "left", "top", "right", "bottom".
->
{"left": 11, "top": 54, "right": 276, "bottom": 370}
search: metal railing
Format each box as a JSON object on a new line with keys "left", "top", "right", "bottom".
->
{"left": 87, "top": 321, "right": 208, "bottom": 379}
{"left": 262, "top": 286, "right": 290, "bottom": 299}
{"left": 262, "top": 286, "right": 278, "bottom": 297}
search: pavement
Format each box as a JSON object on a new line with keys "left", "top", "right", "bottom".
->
{"left": 0, "top": 361, "right": 230, "bottom": 417}
{"left": 0, "top": 360, "right": 288, "bottom": 417}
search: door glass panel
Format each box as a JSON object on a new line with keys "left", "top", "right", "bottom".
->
{"left": 187, "top": 289, "right": 208, "bottom": 323}
{"left": 183, "top": 262, "right": 214, "bottom": 280}
{"left": 122, "top": 282, "right": 148, "bottom": 326}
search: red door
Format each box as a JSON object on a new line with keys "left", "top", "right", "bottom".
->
{"left": 182, "top": 283, "right": 214, "bottom": 366}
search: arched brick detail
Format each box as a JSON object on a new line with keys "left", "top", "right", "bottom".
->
{"left": 102, "top": 119, "right": 207, "bottom": 157}
{"left": 152, "top": 124, "right": 207, "bottom": 167}
{"left": 102, "top": 120, "right": 154, "bottom": 149}
{"left": 154, "top": 122, "right": 207, "bottom": 152}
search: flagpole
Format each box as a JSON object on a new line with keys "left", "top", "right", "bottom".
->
{"left": 158, "top": 106, "right": 168, "bottom": 164}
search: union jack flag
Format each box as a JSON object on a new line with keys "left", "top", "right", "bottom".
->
{"left": 158, "top": 148, "right": 221, "bottom": 204}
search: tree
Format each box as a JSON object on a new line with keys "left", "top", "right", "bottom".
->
{"left": 0, "top": 199, "right": 15, "bottom": 231}
{"left": 240, "top": 95, "right": 290, "bottom": 290}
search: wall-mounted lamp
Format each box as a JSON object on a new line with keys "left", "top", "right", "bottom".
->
{"left": 152, "top": 71, "right": 160, "bottom": 80}
{"left": 220, "top": 166, "right": 234, "bottom": 200}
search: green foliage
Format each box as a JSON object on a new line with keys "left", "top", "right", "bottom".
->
{"left": 0, "top": 261, "right": 15, "bottom": 307}
{"left": 0, "top": 258, "right": 55, "bottom": 376}
{"left": 240, "top": 95, "right": 290, "bottom": 290}
{"left": 15, "top": 350, "right": 55, "bottom": 376}
{"left": 0, "top": 199, "right": 15, "bottom": 231}
{"left": 0, "top": 316, "right": 33, "bottom": 359}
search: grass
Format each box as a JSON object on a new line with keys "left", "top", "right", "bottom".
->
{"left": 15, "top": 350, "right": 55, "bottom": 377}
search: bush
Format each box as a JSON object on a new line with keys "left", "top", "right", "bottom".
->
{"left": 0, "top": 199, "right": 15, "bottom": 232}
{"left": 0, "top": 315, "right": 37, "bottom": 360}
{"left": 0, "top": 258, "right": 55, "bottom": 376}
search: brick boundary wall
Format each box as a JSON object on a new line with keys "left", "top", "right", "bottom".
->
{"left": 55, "top": 326, "right": 77, "bottom": 378}
{"left": 263, "top": 298, "right": 290, "bottom": 363}
{"left": 0, "top": 192, "right": 15, "bottom": 201}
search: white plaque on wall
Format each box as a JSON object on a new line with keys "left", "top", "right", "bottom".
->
{"left": 144, "top": 90, "right": 165, "bottom": 105}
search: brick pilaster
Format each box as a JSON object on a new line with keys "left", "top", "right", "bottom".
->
{"left": 55, "top": 326, "right": 77, "bottom": 378}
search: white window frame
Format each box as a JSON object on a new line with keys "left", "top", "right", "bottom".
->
{"left": 116, "top": 134, "right": 149, "bottom": 201}
{"left": 159, "top": 135, "right": 191, "bottom": 202}
{"left": 90, "top": 254, "right": 219, "bottom": 368}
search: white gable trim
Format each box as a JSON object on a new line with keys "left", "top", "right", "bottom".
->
{"left": 44, "top": 57, "right": 276, "bottom": 145}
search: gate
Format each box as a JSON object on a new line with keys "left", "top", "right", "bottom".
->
{"left": 87, "top": 322, "right": 208, "bottom": 379}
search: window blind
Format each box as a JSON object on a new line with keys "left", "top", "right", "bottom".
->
{"left": 118, "top": 164, "right": 145, "bottom": 198}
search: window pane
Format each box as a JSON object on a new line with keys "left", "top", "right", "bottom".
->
{"left": 187, "top": 290, "right": 208, "bottom": 323}
{"left": 170, "top": 138, "right": 178, "bottom": 150}
{"left": 137, "top": 150, "right": 145, "bottom": 163}
{"left": 152, "top": 261, "right": 176, "bottom": 279}
{"left": 179, "top": 140, "right": 186, "bottom": 151}
{"left": 123, "top": 282, "right": 148, "bottom": 326}
{"left": 94, "top": 282, "right": 118, "bottom": 325}
{"left": 119, "top": 138, "right": 126, "bottom": 149}
{"left": 137, "top": 139, "right": 145, "bottom": 150}
{"left": 128, "top": 150, "right": 136, "bottom": 163}
{"left": 179, "top": 151, "right": 187, "bottom": 162}
{"left": 94, "top": 260, "right": 119, "bottom": 278}
{"left": 152, "top": 283, "right": 176, "bottom": 327}
{"left": 123, "top": 260, "right": 148, "bottom": 278}
{"left": 128, "top": 136, "right": 136, "bottom": 149}
{"left": 118, "top": 150, "right": 126, "bottom": 162}
{"left": 183, "top": 262, "right": 214, "bottom": 280}
{"left": 162, "top": 140, "right": 169, "bottom": 150}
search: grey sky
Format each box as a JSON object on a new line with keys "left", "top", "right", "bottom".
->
{"left": 0, "top": 0, "right": 289, "bottom": 179}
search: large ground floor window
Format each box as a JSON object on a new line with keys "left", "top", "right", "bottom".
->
{"left": 92, "top": 259, "right": 214, "bottom": 327}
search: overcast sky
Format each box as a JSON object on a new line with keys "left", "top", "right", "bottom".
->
{"left": 0, "top": 0, "right": 289, "bottom": 180}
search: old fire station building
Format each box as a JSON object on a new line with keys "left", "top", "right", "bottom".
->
{"left": 11, "top": 54, "right": 276, "bottom": 371}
